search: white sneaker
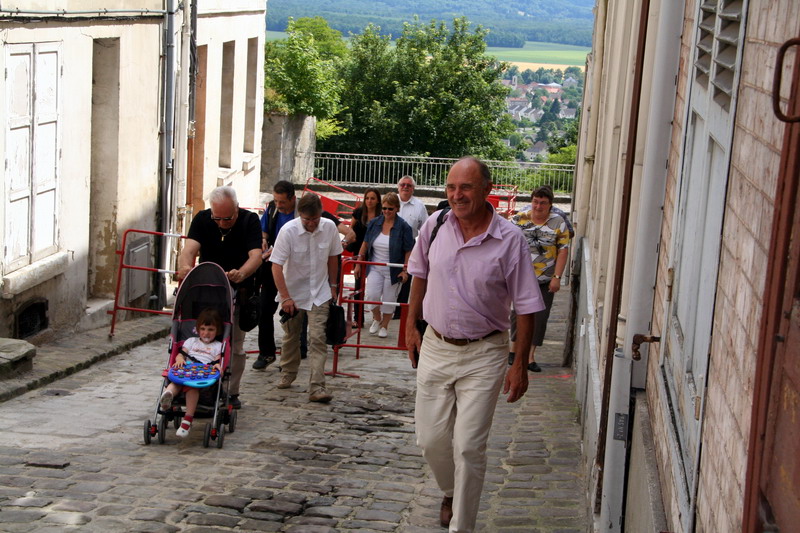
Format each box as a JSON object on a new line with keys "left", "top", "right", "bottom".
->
{"left": 369, "top": 320, "right": 380, "bottom": 334}
{"left": 378, "top": 327, "right": 388, "bottom": 338}
{"left": 176, "top": 420, "right": 191, "bottom": 438}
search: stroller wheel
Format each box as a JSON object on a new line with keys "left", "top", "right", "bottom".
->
{"left": 143, "top": 419, "right": 153, "bottom": 445}
{"left": 216, "top": 424, "right": 225, "bottom": 449}
{"left": 227, "top": 410, "right": 237, "bottom": 434}
{"left": 157, "top": 416, "right": 167, "bottom": 444}
{"left": 203, "top": 422, "right": 211, "bottom": 448}
{"left": 173, "top": 413, "right": 182, "bottom": 429}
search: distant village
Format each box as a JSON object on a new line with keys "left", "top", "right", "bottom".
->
{"left": 502, "top": 71, "right": 583, "bottom": 161}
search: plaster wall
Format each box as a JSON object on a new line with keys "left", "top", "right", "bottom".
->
{"left": 2, "top": 0, "right": 163, "bottom": 12}
{"left": 0, "top": 19, "right": 162, "bottom": 340}
{"left": 195, "top": 9, "right": 265, "bottom": 209}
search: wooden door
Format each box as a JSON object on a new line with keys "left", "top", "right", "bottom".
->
{"left": 744, "top": 36, "right": 800, "bottom": 533}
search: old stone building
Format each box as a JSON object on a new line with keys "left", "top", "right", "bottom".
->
{"left": 572, "top": 1, "right": 799, "bottom": 531}
{"left": 0, "top": 0, "right": 265, "bottom": 341}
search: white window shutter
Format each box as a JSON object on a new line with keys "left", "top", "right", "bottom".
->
{"left": 32, "top": 43, "right": 59, "bottom": 259}
{"left": 5, "top": 44, "right": 33, "bottom": 268}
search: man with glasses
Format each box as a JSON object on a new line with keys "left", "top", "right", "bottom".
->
{"left": 397, "top": 175, "right": 428, "bottom": 238}
{"left": 270, "top": 194, "right": 342, "bottom": 402}
{"left": 395, "top": 176, "right": 429, "bottom": 317}
{"left": 253, "top": 181, "right": 354, "bottom": 370}
{"left": 178, "top": 186, "right": 263, "bottom": 409}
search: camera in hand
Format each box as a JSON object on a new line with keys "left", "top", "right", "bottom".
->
{"left": 279, "top": 309, "right": 298, "bottom": 323}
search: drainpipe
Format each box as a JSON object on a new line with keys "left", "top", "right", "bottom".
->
{"left": 173, "top": 1, "right": 193, "bottom": 251}
{"left": 623, "top": 1, "right": 684, "bottom": 388}
{"left": 185, "top": 0, "right": 198, "bottom": 223}
{"left": 0, "top": 8, "right": 167, "bottom": 16}
{"left": 155, "top": 0, "right": 177, "bottom": 308}
{"left": 595, "top": 0, "right": 650, "bottom": 526}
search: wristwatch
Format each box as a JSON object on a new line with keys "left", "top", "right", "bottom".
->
{"left": 553, "top": 275, "right": 561, "bottom": 279}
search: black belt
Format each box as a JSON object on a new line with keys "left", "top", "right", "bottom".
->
{"left": 431, "top": 327, "right": 501, "bottom": 346}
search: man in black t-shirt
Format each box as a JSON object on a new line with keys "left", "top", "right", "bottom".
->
{"left": 178, "top": 186, "right": 262, "bottom": 409}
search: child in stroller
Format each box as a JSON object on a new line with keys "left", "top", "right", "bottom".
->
{"left": 160, "top": 307, "right": 224, "bottom": 437}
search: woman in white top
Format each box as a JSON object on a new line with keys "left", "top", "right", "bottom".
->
{"left": 354, "top": 192, "right": 415, "bottom": 338}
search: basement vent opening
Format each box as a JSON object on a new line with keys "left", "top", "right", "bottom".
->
{"left": 17, "top": 299, "right": 49, "bottom": 339}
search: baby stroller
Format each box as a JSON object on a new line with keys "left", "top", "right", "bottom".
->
{"left": 143, "top": 262, "right": 237, "bottom": 448}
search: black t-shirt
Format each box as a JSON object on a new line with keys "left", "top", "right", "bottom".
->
{"left": 347, "top": 206, "right": 367, "bottom": 254}
{"left": 188, "top": 208, "right": 262, "bottom": 286}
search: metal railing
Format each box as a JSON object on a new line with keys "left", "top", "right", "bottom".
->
{"left": 307, "top": 152, "right": 575, "bottom": 193}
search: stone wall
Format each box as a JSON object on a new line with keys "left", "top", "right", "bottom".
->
{"left": 260, "top": 112, "right": 316, "bottom": 192}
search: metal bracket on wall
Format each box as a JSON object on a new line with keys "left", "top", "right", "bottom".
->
{"left": 773, "top": 37, "right": 800, "bottom": 123}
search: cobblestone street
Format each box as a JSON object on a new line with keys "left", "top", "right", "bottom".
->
{"left": 0, "top": 295, "right": 586, "bottom": 532}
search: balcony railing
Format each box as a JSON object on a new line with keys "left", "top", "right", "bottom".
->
{"left": 307, "top": 152, "right": 575, "bottom": 193}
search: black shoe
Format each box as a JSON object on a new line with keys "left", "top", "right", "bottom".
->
{"left": 252, "top": 354, "right": 275, "bottom": 370}
{"left": 229, "top": 394, "right": 242, "bottom": 409}
{"left": 508, "top": 352, "right": 515, "bottom": 365}
{"left": 527, "top": 361, "right": 542, "bottom": 372}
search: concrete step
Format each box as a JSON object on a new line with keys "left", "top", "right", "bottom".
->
{"left": 0, "top": 338, "right": 35, "bottom": 378}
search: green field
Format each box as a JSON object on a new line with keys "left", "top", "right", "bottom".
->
{"left": 267, "top": 30, "right": 290, "bottom": 40}
{"left": 486, "top": 41, "right": 590, "bottom": 68}
{"left": 267, "top": 31, "right": 589, "bottom": 69}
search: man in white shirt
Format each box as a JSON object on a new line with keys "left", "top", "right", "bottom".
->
{"left": 270, "top": 194, "right": 342, "bottom": 402}
{"left": 396, "top": 175, "right": 430, "bottom": 318}
{"left": 397, "top": 175, "right": 429, "bottom": 238}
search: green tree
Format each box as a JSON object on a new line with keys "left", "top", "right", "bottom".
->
{"left": 263, "top": 19, "right": 343, "bottom": 120}
{"left": 321, "top": 17, "right": 514, "bottom": 160}
{"left": 291, "top": 16, "right": 348, "bottom": 61}
{"left": 547, "top": 144, "right": 577, "bottom": 165}
{"left": 504, "top": 64, "right": 520, "bottom": 80}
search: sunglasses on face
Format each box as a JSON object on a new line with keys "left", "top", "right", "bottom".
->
{"left": 382, "top": 207, "right": 396, "bottom": 211}
{"left": 399, "top": 183, "right": 414, "bottom": 188}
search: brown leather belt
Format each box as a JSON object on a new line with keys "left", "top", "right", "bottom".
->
{"left": 431, "top": 327, "right": 501, "bottom": 346}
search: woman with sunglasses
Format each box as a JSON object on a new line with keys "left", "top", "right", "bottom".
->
{"left": 354, "top": 192, "right": 414, "bottom": 338}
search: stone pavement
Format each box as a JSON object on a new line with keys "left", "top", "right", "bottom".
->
{"left": 0, "top": 294, "right": 587, "bottom": 532}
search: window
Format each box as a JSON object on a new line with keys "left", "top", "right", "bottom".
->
{"left": 5, "top": 43, "right": 61, "bottom": 272}
{"left": 661, "top": 0, "right": 745, "bottom": 507}
{"left": 218, "top": 40, "right": 235, "bottom": 168}
{"left": 694, "top": 0, "right": 743, "bottom": 110}
{"left": 244, "top": 37, "right": 258, "bottom": 154}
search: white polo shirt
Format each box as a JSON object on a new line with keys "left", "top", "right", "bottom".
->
{"left": 399, "top": 195, "right": 429, "bottom": 239}
{"left": 270, "top": 217, "right": 342, "bottom": 310}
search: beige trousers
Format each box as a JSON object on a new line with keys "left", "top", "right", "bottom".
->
{"left": 279, "top": 301, "right": 330, "bottom": 394}
{"left": 415, "top": 328, "right": 510, "bottom": 532}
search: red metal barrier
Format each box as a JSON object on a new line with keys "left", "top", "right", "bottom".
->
{"left": 303, "top": 176, "right": 362, "bottom": 220}
{"left": 327, "top": 256, "right": 410, "bottom": 379}
{"left": 488, "top": 183, "right": 518, "bottom": 217}
{"left": 108, "top": 228, "right": 186, "bottom": 337}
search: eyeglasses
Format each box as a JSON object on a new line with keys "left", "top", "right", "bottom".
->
{"left": 382, "top": 207, "right": 396, "bottom": 211}
{"left": 398, "top": 183, "right": 414, "bottom": 188}
{"left": 211, "top": 215, "right": 235, "bottom": 221}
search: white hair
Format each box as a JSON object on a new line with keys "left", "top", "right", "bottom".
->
{"left": 209, "top": 186, "right": 238, "bottom": 206}
{"left": 398, "top": 175, "right": 416, "bottom": 186}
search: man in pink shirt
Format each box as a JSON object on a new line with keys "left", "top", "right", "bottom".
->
{"left": 406, "top": 156, "right": 544, "bottom": 532}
